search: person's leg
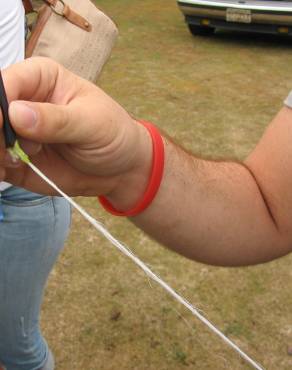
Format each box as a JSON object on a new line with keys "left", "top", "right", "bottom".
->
{"left": 0, "top": 186, "right": 71, "bottom": 370}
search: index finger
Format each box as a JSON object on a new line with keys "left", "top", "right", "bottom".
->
{"left": 1, "top": 57, "right": 60, "bottom": 104}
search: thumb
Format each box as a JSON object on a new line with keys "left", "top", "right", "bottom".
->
{"left": 9, "top": 101, "right": 80, "bottom": 144}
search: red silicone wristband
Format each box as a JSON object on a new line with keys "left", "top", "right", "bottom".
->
{"left": 98, "top": 120, "right": 164, "bottom": 217}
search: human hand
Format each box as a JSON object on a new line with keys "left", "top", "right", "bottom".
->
{"left": 0, "top": 57, "right": 152, "bottom": 204}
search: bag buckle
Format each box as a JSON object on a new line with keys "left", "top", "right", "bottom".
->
{"left": 43, "top": 0, "right": 92, "bottom": 31}
{"left": 48, "top": 0, "right": 65, "bottom": 16}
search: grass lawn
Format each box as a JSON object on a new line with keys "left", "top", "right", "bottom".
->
{"left": 38, "top": 1, "right": 292, "bottom": 369}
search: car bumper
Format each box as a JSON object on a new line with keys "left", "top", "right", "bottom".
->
{"left": 178, "top": 0, "right": 292, "bottom": 34}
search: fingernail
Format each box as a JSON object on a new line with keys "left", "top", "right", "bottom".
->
{"left": 9, "top": 101, "right": 37, "bottom": 129}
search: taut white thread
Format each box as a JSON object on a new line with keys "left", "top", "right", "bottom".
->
{"left": 28, "top": 162, "right": 265, "bottom": 370}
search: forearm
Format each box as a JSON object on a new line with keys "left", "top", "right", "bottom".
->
{"left": 137, "top": 140, "right": 288, "bottom": 266}
{"left": 108, "top": 120, "right": 291, "bottom": 267}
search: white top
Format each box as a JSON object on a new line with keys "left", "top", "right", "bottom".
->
{"left": 284, "top": 91, "right": 292, "bottom": 109}
{"left": 0, "top": 0, "right": 25, "bottom": 191}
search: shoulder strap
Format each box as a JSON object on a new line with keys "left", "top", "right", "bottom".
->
{"left": 22, "top": 0, "right": 91, "bottom": 32}
{"left": 22, "top": 0, "right": 34, "bottom": 14}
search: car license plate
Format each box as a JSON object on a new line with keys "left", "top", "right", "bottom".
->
{"left": 226, "top": 8, "right": 251, "bottom": 23}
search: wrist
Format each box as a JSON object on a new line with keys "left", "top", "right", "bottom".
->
{"left": 103, "top": 120, "right": 153, "bottom": 211}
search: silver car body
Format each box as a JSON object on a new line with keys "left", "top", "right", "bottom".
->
{"left": 178, "top": 0, "right": 292, "bottom": 35}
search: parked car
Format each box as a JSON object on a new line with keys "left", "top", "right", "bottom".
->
{"left": 177, "top": 0, "right": 292, "bottom": 36}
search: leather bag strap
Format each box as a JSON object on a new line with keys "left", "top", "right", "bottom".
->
{"left": 22, "top": 0, "right": 34, "bottom": 14}
{"left": 23, "top": 0, "right": 92, "bottom": 32}
{"left": 43, "top": 0, "right": 92, "bottom": 31}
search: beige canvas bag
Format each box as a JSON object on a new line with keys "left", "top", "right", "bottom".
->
{"left": 24, "top": 0, "right": 118, "bottom": 82}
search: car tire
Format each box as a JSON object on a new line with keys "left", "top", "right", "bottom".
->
{"left": 188, "top": 24, "right": 215, "bottom": 36}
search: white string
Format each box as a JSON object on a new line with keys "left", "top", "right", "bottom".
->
{"left": 28, "top": 162, "right": 265, "bottom": 370}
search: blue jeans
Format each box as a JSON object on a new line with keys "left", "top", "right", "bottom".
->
{"left": 0, "top": 186, "right": 71, "bottom": 370}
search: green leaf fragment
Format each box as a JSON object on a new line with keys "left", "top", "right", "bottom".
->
{"left": 8, "top": 140, "right": 31, "bottom": 164}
